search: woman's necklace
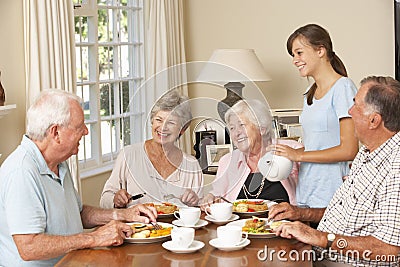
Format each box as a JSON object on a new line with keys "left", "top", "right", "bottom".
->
{"left": 243, "top": 148, "right": 269, "bottom": 199}
{"left": 242, "top": 176, "right": 266, "bottom": 199}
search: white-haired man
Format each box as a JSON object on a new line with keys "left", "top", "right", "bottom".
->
{"left": 0, "top": 89, "right": 157, "bottom": 266}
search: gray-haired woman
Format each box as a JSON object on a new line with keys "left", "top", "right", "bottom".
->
{"left": 100, "top": 89, "right": 203, "bottom": 209}
{"left": 200, "top": 99, "right": 302, "bottom": 209}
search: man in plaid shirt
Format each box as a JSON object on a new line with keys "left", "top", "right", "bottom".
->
{"left": 269, "top": 76, "right": 400, "bottom": 266}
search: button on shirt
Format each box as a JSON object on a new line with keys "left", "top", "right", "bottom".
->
{"left": 316, "top": 132, "right": 400, "bottom": 266}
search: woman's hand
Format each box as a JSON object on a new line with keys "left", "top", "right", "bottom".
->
{"left": 181, "top": 189, "right": 200, "bottom": 207}
{"left": 198, "top": 193, "right": 217, "bottom": 211}
{"left": 271, "top": 144, "right": 304, "bottom": 162}
{"left": 113, "top": 189, "right": 131, "bottom": 208}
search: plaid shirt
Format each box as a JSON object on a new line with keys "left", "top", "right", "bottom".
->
{"left": 316, "top": 132, "right": 400, "bottom": 266}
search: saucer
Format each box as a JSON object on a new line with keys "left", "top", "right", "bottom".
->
{"left": 172, "top": 219, "right": 208, "bottom": 229}
{"left": 162, "top": 240, "right": 205, "bottom": 253}
{"left": 205, "top": 214, "right": 240, "bottom": 225}
{"left": 209, "top": 238, "right": 250, "bottom": 251}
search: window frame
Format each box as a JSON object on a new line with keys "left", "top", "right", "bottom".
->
{"left": 73, "top": 0, "right": 146, "bottom": 177}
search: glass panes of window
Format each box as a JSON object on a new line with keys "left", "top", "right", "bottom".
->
{"left": 118, "top": 45, "right": 130, "bottom": 78}
{"left": 120, "top": 10, "right": 129, "bottom": 42}
{"left": 74, "top": 16, "right": 89, "bottom": 43}
{"left": 99, "top": 83, "right": 112, "bottom": 116}
{"left": 122, "top": 117, "right": 131, "bottom": 146}
{"left": 77, "top": 85, "right": 91, "bottom": 118}
{"left": 98, "top": 46, "right": 114, "bottom": 80}
{"left": 97, "top": 0, "right": 109, "bottom": 6}
{"left": 97, "top": 8, "right": 112, "bottom": 43}
{"left": 101, "top": 119, "right": 117, "bottom": 156}
{"left": 74, "top": 0, "right": 144, "bottom": 171}
{"left": 75, "top": 46, "right": 89, "bottom": 82}
{"left": 120, "top": 80, "right": 130, "bottom": 113}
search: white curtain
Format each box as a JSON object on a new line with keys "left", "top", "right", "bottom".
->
{"left": 23, "top": 0, "right": 81, "bottom": 196}
{"left": 146, "top": 0, "right": 191, "bottom": 153}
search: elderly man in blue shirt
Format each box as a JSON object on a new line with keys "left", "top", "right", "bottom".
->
{"left": 0, "top": 89, "right": 157, "bottom": 266}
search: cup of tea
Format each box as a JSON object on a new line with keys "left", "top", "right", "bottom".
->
{"left": 171, "top": 227, "right": 195, "bottom": 248}
{"left": 205, "top": 202, "right": 232, "bottom": 221}
{"left": 174, "top": 207, "right": 201, "bottom": 226}
{"left": 216, "top": 225, "right": 248, "bottom": 246}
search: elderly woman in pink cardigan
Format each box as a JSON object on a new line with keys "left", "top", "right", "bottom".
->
{"left": 200, "top": 100, "right": 302, "bottom": 208}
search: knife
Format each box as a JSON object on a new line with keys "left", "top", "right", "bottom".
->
{"left": 130, "top": 192, "right": 146, "bottom": 201}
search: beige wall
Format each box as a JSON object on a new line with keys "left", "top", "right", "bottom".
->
{"left": 184, "top": 0, "right": 394, "bottom": 113}
{"left": 0, "top": 0, "right": 394, "bottom": 207}
{"left": 81, "top": 172, "right": 110, "bottom": 207}
{"left": 0, "top": 0, "right": 26, "bottom": 166}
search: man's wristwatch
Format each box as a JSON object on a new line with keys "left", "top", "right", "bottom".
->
{"left": 326, "top": 233, "right": 336, "bottom": 249}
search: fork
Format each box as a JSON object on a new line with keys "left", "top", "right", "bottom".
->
{"left": 163, "top": 193, "right": 180, "bottom": 201}
{"left": 150, "top": 221, "right": 162, "bottom": 230}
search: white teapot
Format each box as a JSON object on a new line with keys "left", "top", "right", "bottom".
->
{"left": 257, "top": 151, "right": 293, "bottom": 182}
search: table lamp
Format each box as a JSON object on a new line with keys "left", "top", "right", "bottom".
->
{"left": 197, "top": 49, "right": 271, "bottom": 121}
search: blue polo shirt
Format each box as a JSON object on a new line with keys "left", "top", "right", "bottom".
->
{"left": 0, "top": 135, "right": 83, "bottom": 266}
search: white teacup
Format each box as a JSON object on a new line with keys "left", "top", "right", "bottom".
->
{"left": 171, "top": 227, "right": 194, "bottom": 248}
{"left": 216, "top": 225, "right": 248, "bottom": 246}
{"left": 205, "top": 202, "right": 232, "bottom": 221}
{"left": 174, "top": 207, "right": 201, "bottom": 226}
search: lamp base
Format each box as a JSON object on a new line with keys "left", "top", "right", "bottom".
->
{"left": 217, "top": 82, "right": 244, "bottom": 121}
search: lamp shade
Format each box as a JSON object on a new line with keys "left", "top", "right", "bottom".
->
{"left": 197, "top": 49, "right": 271, "bottom": 83}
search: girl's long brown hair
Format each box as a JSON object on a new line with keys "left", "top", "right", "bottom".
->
{"left": 287, "top": 24, "right": 347, "bottom": 105}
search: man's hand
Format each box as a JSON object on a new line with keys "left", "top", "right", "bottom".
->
{"left": 113, "top": 189, "right": 131, "bottom": 208}
{"left": 274, "top": 221, "right": 325, "bottom": 247}
{"left": 121, "top": 204, "right": 157, "bottom": 223}
{"left": 88, "top": 220, "right": 133, "bottom": 247}
{"left": 268, "top": 202, "right": 303, "bottom": 221}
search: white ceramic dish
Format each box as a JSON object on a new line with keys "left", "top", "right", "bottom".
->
{"left": 124, "top": 222, "right": 173, "bottom": 244}
{"left": 232, "top": 199, "right": 276, "bottom": 216}
{"left": 143, "top": 202, "right": 180, "bottom": 218}
{"left": 209, "top": 238, "right": 250, "bottom": 251}
{"left": 226, "top": 219, "right": 276, "bottom": 239}
{"left": 171, "top": 219, "right": 208, "bottom": 229}
{"left": 162, "top": 240, "right": 204, "bottom": 253}
{"left": 204, "top": 214, "right": 240, "bottom": 225}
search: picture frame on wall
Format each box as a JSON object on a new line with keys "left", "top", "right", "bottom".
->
{"left": 206, "top": 144, "right": 233, "bottom": 167}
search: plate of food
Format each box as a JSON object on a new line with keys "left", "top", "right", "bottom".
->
{"left": 232, "top": 199, "right": 273, "bottom": 216}
{"left": 124, "top": 222, "right": 173, "bottom": 244}
{"left": 144, "top": 202, "right": 178, "bottom": 218}
{"left": 226, "top": 217, "right": 286, "bottom": 238}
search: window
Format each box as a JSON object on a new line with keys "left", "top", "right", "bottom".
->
{"left": 73, "top": 0, "right": 145, "bottom": 174}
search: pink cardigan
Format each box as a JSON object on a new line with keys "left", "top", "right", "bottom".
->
{"left": 209, "top": 139, "right": 302, "bottom": 205}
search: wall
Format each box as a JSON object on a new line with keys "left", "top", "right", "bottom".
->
{"left": 0, "top": 0, "right": 26, "bottom": 165}
{"left": 81, "top": 172, "right": 110, "bottom": 207}
{"left": 184, "top": 0, "right": 394, "bottom": 115}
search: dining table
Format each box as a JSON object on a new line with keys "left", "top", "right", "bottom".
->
{"left": 55, "top": 213, "right": 314, "bottom": 267}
